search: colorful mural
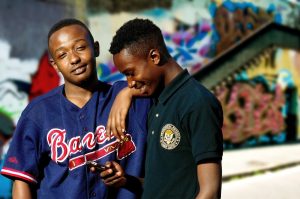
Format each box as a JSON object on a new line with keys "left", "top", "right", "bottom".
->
{"left": 94, "top": 0, "right": 299, "bottom": 83}
{"left": 0, "top": 42, "right": 61, "bottom": 126}
{"left": 215, "top": 48, "right": 300, "bottom": 148}
{"left": 217, "top": 82, "right": 286, "bottom": 148}
{"left": 0, "top": 40, "right": 38, "bottom": 124}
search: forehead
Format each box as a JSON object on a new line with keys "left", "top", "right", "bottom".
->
{"left": 113, "top": 49, "right": 142, "bottom": 70}
{"left": 49, "top": 24, "right": 90, "bottom": 50}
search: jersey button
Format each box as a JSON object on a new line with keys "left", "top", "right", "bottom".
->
{"left": 79, "top": 114, "right": 85, "bottom": 120}
{"left": 90, "top": 192, "right": 96, "bottom": 197}
{"left": 155, "top": 113, "right": 159, "bottom": 117}
{"left": 151, "top": 131, "right": 154, "bottom": 135}
{"left": 83, "top": 127, "right": 88, "bottom": 131}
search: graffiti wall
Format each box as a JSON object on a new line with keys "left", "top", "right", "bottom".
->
{"left": 0, "top": 40, "right": 60, "bottom": 123}
{"left": 0, "top": 40, "right": 37, "bottom": 124}
{"left": 215, "top": 48, "right": 300, "bottom": 148}
{"left": 90, "top": 0, "right": 300, "bottom": 82}
{"left": 0, "top": 0, "right": 75, "bottom": 128}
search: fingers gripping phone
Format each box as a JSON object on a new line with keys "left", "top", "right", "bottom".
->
{"left": 86, "top": 161, "right": 106, "bottom": 172}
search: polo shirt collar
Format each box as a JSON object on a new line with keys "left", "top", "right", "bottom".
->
{"left": 158, "top": 69, "right": 191, "bottom": 104}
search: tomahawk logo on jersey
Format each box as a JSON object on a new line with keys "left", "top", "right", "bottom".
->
{"left": 0, "top": 81, "right": 151, "bottom": 199}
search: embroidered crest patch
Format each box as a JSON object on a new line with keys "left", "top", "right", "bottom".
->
{"left": 160, "top": 124, "right": 180, "bottom": 150}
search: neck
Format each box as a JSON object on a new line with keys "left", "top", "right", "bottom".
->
{"left": 163, "top": 59, "right": 183, "bottom": 86}
{"left": 64, "top": 77, "right": 99, "bottom": 108}
{"left": 152, "top": 59, "right": 183, "bottom": 98}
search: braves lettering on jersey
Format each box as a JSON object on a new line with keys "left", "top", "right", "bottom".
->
{"left": 0, "top": 81, "right": 150, "bottom": 199}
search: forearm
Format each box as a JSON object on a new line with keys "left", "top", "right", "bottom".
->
{"left": 196, "top": 161, "right": 222, "bottom": 199}
{"left": 123, "top": 86, "right": 146, "bottom": 98}
{"left": 195, "top": 189, "right": 220, "bottom": 199}
{"left": 13, "top": 180, "right": 33, "bottom": 199}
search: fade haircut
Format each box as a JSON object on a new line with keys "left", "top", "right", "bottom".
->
{"left": 47, "top": 18, "right": 94, "bottom": 48}
{"left": 109, "top": 18, "right": 171, "bottom": 59}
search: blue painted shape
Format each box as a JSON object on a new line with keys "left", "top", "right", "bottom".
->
{"left": 272, "top": 132, "right": 286, "bottom": 143}
{"left": 223, "top": 0, "right": 236, "bottom": 12}
{"left": 209, "top": 2, "right": 217, "bottom": 17}
{"left": 258, "top": 135, "right": 271, "bottom": 143}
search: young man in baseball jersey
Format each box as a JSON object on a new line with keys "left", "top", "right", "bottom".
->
{"left": 0, "top": 19, "right": 150, "bottom": 199}
{"left": 101, "top": 18, "right": 223, "bottom": 199}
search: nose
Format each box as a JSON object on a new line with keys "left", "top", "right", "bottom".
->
{"left": 127, "top": 77, "right": 136, "bottom": 88}
{"left": 70, "top": 52, "right": 80, "bottom": 65}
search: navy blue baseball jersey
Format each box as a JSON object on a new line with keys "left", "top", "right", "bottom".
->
{"left": 1, "top": 81, "right": 150, "bottom": 199}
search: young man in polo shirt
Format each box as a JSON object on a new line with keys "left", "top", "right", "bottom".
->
{"left": 101, "top": 18, "right": 223, "bottom": 199}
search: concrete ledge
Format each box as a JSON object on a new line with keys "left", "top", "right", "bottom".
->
{"left": 222, "top": 143, "right": 300, "bottom": 181}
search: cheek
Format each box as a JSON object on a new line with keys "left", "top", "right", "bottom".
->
{"left": 146, "top": 79, "right": 159, "bottom": 92}
{"left": 148, "top": 73, "right": 159, "bottom": 84}
{"left": 81, "top": 53, "right": 92, "bottom": 63}
{"left": 56, "top": 58, "right": 69, "bottom": 67}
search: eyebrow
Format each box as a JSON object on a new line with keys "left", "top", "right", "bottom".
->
{"left": 54, "top": 39, "right": 87, "bottom": 54}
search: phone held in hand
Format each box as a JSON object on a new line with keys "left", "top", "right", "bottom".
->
{"left": 86, "top": 161, "right": 106, "bottom": 172}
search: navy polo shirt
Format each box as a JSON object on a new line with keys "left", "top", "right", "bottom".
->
{"left": 142, "top": 70, "right": 223, "bottom": 199}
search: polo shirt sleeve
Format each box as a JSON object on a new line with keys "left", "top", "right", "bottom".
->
{"left": 1, "top": 116, "right": 41, "bottom": 184}
{"left": 181, "top": 97, "right": 223, "bottom": 164}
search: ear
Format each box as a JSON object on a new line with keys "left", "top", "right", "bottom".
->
{"left": 148, "top": 49, "right": 160, "bottom": 65}
{"left": 49, "top": 56, "right": 60, "bottom": 73}
{"left": 94, "top": 41, "right": 100, "bottom": 57}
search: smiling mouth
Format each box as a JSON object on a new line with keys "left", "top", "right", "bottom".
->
{"left": 72, "top": 65, "right": 87, "bottom": 75}
{"left": 136, "top": 84, "right": 149, "bottom": 95}
{"left": 134, "top": 81, "right": 144, "bottom": 89}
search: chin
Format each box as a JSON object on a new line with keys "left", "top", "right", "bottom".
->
{"left": 145, "top": 90, "right": 154, "bottom": 97}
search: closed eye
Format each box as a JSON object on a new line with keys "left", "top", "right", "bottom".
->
{"left": 123, "top": 71, "right": 134, "bottom": 77}
{"left": 58, "top": 53, "right": 66, "bottom": 59}
{"left": 76, "top": 46, "right": 86, "bottom": 51}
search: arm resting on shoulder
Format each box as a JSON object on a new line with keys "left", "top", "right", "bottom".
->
{"left": 196, "top": 160, "right": 222, "bottom": 199}
{"left": 106, "top": 86, "right": 145, "bottom": 140}
{"left": 106, "top": 87, "right": 133, "bottom": 141}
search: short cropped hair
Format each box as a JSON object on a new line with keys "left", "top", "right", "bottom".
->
{"left": 47, "top": 18, "right": 94, "bottom": 47}
{"left": 109, "top": 18, "right": 171, "bottom": 58}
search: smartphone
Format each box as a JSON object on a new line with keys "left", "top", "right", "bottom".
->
{"left": 86, "top": 161, "right": 106, "bottom": 172}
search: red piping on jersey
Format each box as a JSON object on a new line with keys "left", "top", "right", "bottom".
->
{"left": 69, "top": 140, "right": 119, "bottom": 170}
{"left": 1, "top": 167, "right": 37, "bottom": 183}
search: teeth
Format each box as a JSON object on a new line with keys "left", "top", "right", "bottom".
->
{"left": 74, "top": 66, "right": 85, "bottom": 74}
{"left": 135, "top": 82, "right": 143, "bottom": 89}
